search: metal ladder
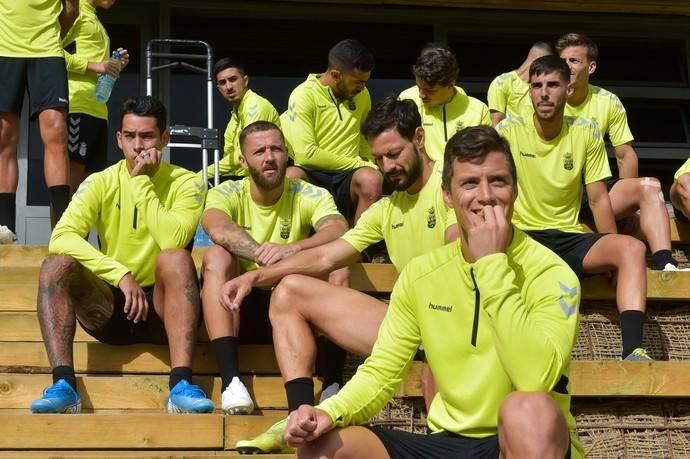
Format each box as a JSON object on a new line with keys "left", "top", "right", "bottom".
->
{"left": 145, "top": 38, "right": 220, "bottom": 186}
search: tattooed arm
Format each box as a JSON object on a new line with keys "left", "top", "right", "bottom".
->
{"left": 201, "top": 208, "right": 260, "bottom": 262}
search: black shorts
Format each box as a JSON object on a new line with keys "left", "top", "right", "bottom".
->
{"left": 68, "top": 113, "right": 108, "bottom": 172}
{"left": 80, "top": 285, "right": 169, "bottom": 345}
{"left": 299, "top": 167, "right": 357, "bottom": 221}
{"left": 0, "top": 56, "right": 68, "bottom": 119}
{"left": 368, "top": 427, "right": 571, "bottom": 459}
{"left": 526, "top": 229, "right": 606, "bottom": 278}
{"left": 579, "top": 178, "right": 618, "bottom": 221}
{"left": 237, "top": 288, "right": 273, "bottom": 344}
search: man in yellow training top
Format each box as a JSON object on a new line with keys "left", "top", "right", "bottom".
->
{"left": 61, "top": 0, "right": 130, "bottom": 192}
{"left": 399, "top": 43, "right": 491, "bottom": 162}
{"left": 200, "top": 120, "right": 348, "bottom": 416}
{"left": 224, "top": 95, "right": 458, "bottom": 454}
{"left": 557, "top": 32, "right": 680, "bottom": 271}
{"left": 205, "top": 57, "right": 280, "bottom": 182}
{"left": 487, "top": 41, "right": 554, "bottom": 125}
{"left": 284, "top": 125, "right": 584, "bottom": 459}
{"left": 497, "top": 55, "right": 650, "bottom": 361}
{"left": 0, "top": 0, "right": 79, "bottom": 243}
{"left": 282, "top": 38, "right": 382, "bottom": 223}
{"left": 30, "top": 96, "right": 213, "bottom": 414}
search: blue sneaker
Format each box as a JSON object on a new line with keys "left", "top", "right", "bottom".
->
{"left": 30, "top": 379, "right": 81, "bottom": 414}
{"left": 167, "top": 379, "right": 214, "bottom": 413}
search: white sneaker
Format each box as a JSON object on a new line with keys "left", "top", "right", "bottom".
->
{"left": 221, "top": 377, "right": 254, "bottom": 415}
{"left": 662, "top": 263, "right": 690, "bottom": 272}
{"left": 319, "top": 382, "right": 340, "bottom": 403}
{"left": 0, "top": 225, "right": 17, "bottom": 244}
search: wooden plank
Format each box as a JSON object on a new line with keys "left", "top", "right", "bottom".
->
{"left": 0, "top": 374, "right": 320, "bottom": 410}
{"left": 582, "top": 270, "right": 690, "bottom": 300}
{"left": 398, "top": 361, "right": 690, "bottom": 398}
{"left": 0, "top": 285, "right": 38, "bottom": 311}
{"left": 225, "top": 414, "right": 287, "bottom": 450}
{"left": 0, "top": 312, "right": 211, "bottom": 342}
{"left": 0, "top": 342, "right": 279, "bottom": 374}
{"left": 0, "top": 245, "right": 48, "bottom": 266}
{"left": 0, "top": 452, "right": 294, "bottom": 458}
{"left": 582, "top": 218, "right": 690, "bottom": 244}
{"left": 0, "top": 412, "right": 223, "bottom": 449}
{"left": 0, "top": 263, "right": 397, "bottom": 302}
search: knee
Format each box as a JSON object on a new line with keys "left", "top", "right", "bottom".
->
{"left": 39, "top": 254, "right": 81, "bottom": 285}
{"left": 269, "top": 274, "right": 306, "bottom": 320}
{"left": 638, "top": 177, "right": 663, "bottom": 203}
{"left": 621, "top": 236, "right": 647, "bottom": 262}
{"left": 353, "top": 169, "right": 382, "bottom": 199}
{"left": 201, "top": 245, "right": 234, "bottom": 277}
{"left": 499, "top": 392, "right": 566, "bottom": 446}
{"left": 156, "top": 248, "right": 196, "bottom": 280}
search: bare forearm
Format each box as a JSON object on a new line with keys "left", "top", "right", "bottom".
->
{"left": 589, "top": 200, "right": 617, "bottom": 234}
{"left": 215, "top": 221, "right": 260, "bottom": 261}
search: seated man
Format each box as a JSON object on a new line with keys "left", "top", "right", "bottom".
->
{"left": 31, "top": 96, "right": 213, "bottom": 414}
{"left": 497, "top": 55, "right": 650, "bottom": 361}
{"left": 205, "top": 57, "right": 280, "bottom": 182}
{"left": 487, "top": 41, "right": 555, "bottom": 125}
{"left": 285, "top": 125, "right": 584, "bottom": 459}
{"left": 400, "top": 44, "right": 491, "bottom": 162}
{"left": 557, "top": 33, "right": 680, "bottom": 271}
{"left": 200, "top": 121, "right": 348, "bottom": 415}
{"left": 670, "top": 157, "right": 690, "bottom": 221}
{"left": 282, "top": 38, "right": 382, "bottom": 223}
{"left": 223, "top": 95, "right": 458, "bottom": 454}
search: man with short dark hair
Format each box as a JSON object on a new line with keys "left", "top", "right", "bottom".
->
{"left": 0, "top": 0, "right": 80, "bottom": 243}
{"left": 30, "top": 96, "right": 213, "bottom": 414}
{"left": 497, "top": 55, "right": 651, "bottom": 361}
{"left": 206, "top": 58, "right": 280, "bottom": 181}
{"left": 282, "top": 39, "right": 382, "bottom": 223}
{"left": 225, "top": 96, "right": 458, "bottom": 454}
{"left": 283, "top": 125, "right": 584, "bottom": 459}
{"left": 399, "top": 43, "right": 491, "bottom": 162}
{"left": 487, "top": 41, "right": 554, "bottom": 125}
{"left": 200, "top": 120, "right": 348, "bottom": 416}
{"left": 557, "top": 32, "right": 679, "bottom": 271}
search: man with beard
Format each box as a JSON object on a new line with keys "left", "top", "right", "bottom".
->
{"left": 399, "top": 44, "right": 490, "bottom": 163}
{"left": 200, "top": 120, "right": 348, "bottom": 416}
{"left": 497, "top": 55, "right": 650, "bottom": 361}
{"left": 282, "top": 39, "right": 382, "bottom": 223}
{"left": 205, "top": 57, "right": 280, "bottom": 182}
{"left": 227, "top": 95, "right": 458, "bottom": 454}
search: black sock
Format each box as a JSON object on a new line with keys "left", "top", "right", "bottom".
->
{"left": 285, "top": 377, "right": 314, "bottom": 412}
{"left": 620, "top": 310, "right": 645, "bottom": 358}
{"left": 0, "top": 193, "right": 16, "bottom": 233}
{"left": 53, "top": 365, "right": 77, "bottom": 391}
{"left": 211, "top": 336, "right": 241, "bottom": 390}
{"left": 652, "top": 249, "right": 675, "bottom": 270}
{"left": 320, "top": 339, "right": 346, "bottom": 388}
{"left": 48, "top": 185, "right": 70, "bottom": 228}
{"left": 169, "top": 366, "right": 193, "bottom": 389}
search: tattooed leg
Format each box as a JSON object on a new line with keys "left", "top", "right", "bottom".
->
{"left": 37, "top": 255, "right": 113, "bottom": 369}
{"left": 155, "top": 249, "right": 200, "bottom": 368}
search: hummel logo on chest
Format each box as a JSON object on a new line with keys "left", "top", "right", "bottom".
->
{"left": 428, "top": 302, "right": 453, "bottom": 312}
{"left": 391, "top": 222, "right": 404, "bottom": 229}
{"left": 520, "top": 151, "right": 536, "bottom": 158}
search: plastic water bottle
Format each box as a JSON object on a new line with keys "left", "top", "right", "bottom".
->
{"left": 93, "top": 50, "right": 121, "bottom": 103}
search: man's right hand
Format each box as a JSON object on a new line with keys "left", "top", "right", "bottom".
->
{"left": 285, "top": 405, "right": 334, "bottom": 447}
{"left": 219, "top": 271, "right": 257, "bottom": 311}
{"left": 118, "top": 273, "right": 149, "bottom": 323}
